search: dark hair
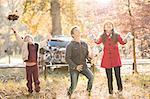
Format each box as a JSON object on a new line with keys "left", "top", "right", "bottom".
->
{"left": 101, "top": 22, "right": 118, "bottom": 44}
{"left": 70, "top": 27, "right": 78, "bottom": 38}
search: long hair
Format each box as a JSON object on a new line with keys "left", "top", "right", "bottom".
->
{"left": 101, "top": 22, "right": 118, "bottom": 44}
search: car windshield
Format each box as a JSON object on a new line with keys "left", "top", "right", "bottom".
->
{"left": 48, "top": 39, "right": 70, "bottom": 48}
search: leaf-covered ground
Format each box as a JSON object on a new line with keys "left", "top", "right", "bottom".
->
{"left": 0, "top": 67, "right": 149, "bottom": 99}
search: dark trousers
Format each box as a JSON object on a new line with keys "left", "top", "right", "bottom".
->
{"left": 26, "top": 64, "right": 40, "bottom": 93}
{"left": 105, "top": 66, "right": 123, "bottom": 94}
{"left": 68, "top": 68, "right": 94, "bottom": 95}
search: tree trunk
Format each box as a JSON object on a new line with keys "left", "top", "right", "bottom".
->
{"left": 51, "top": 0, "right": 62, "bottom": 36}
{"left": 127, "top": 0, "right": 138, "bottom": 74}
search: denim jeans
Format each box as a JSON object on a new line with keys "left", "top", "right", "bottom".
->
{"left": 68, "top": 68, "right": 94, "bottom": 95}
{"left": 105, "top": 66, "right": 123, "bottom": 94}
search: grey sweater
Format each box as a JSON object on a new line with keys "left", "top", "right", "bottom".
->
{"left": 65, "top": 41, "right": 89, "bottom": 70}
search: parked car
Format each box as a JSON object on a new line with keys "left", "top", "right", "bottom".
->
{"left": 39, "top": 35, "right": 72, "bottom": 65}
{"left": 39, "top": 35, "right": 102, "bottom": 66}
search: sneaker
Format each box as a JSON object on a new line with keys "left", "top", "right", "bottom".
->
{"left": 67, "top": 91, "right": 72, "bottom": 99}
{"left": 68, "top": 95, "right": 71, "bottom": 99}
{"left": 109, "top": 90, "right": 113, "bottom": 95}
{"left": 28, "top": 90, "right": 33, "bottom": 94}
{"left": 109, "top": 90, "right": 114, "bottom": 98}
{"left": 116, "top": 90, "right": 122, "bottom": 95}
{"left": 27, "top": 92, "right": 33, "bottom": 97}
{"left": 88, "top": 91, "right": 91, "bottom": 96}
{"left": 35, "top": 90, "right": 40, "bottom": 93}
{"left": 35, "top": 86, "right": 40, "bottom": 93}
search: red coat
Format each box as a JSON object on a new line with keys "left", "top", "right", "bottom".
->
{"left": 96, "top": 34, "right": 126, "bottom": 68}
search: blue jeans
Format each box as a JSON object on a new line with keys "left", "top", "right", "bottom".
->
{"left": 68, "top": 68, "right": 94, "bottom": 95}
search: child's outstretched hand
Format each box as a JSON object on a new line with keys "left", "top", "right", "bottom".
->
{"left": 124, "top": 32, "right": 134, "bottom": 41}
{"left": 11, "top": 28, "right": 16, "bottom": 34}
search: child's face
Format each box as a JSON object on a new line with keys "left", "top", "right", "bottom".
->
{"left": 104, "top": 22, "right": 113, "bottom": 32}
{"left": 72, "top": 28, "right": 81, "bottom": 39}
{"left": 24, "top": 36, "right": 33, "bottom": 42}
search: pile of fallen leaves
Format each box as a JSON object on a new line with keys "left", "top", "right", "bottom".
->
{"left": 0, "top": 68, "right": 149, "bottom": 99}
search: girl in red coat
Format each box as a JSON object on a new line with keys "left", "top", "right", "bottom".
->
{"left": 95, "top": 21, "right": 127, "bottom": 95}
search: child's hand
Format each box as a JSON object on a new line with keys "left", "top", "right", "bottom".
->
{"left": 94, "top": 39, "right": 98, "bottom": 43}
{"left": 11, "top": 28, "right": 16, "bottom": 34}
{"left": 76, "top": 65, "right": 83, "bottom": 72}
{"left": 124, "top": 32, "right": 134, "bottom": 41}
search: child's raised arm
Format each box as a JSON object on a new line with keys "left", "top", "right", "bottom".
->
{"left": 12, "top": 28, "right": 24, "bottom": 47}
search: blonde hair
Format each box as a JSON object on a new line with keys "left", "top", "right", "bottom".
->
{"left": 103, "top": 21, "right": 114, "bottom": 30}
{"left": 24, "top": 34, "right": 34, "bottom": 42}
{"left": 101, "top": 21, "right": 118, "bottom": 44}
